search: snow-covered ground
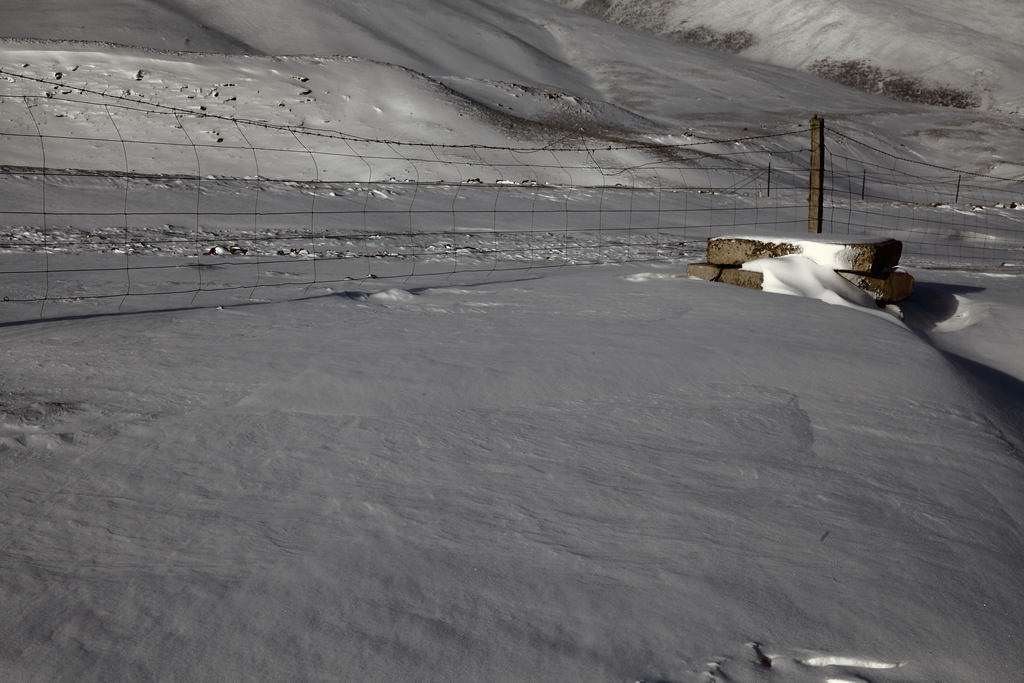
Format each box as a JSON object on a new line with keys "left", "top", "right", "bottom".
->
{"left": 2, "top": 262, "right": 1023, "bottom": 683}
{"left": 2, "top": 1, "right": 1023, "bottom": 681}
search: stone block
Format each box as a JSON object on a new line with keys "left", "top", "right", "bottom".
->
{"left": 707, "top": 235, "right": 902, "bottom": 273}
{"left": 685, "top": 262, "right": 724, "bottom": 281}
{"left": 717, "top": 267, "right": 764, "bottom": 290}
{"left": 685, "top": 263, "right": 763, "bottom": 290}
{"left": 837, "top": 269, "right": 915, "bottom": 303}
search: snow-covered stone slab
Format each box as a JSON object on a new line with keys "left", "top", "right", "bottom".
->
{"left": 707, "top": 235, "right": 902, "bottom": 273}
{"left": 687, "top": 257, "right": 915, "bottom": 307}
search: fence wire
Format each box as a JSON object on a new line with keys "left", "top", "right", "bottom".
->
{"left": 1, "top": 67, "right": 1022, "bottom": 321}
{"left": 822, "top": 128, "right": 1024, "bottom": 269}
{"left": 0, "top": 71, "right": 808, "bottom": 318}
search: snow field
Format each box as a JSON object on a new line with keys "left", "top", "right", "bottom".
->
{"left": 2, "top": 264, "right": 1023, "bottom": 681}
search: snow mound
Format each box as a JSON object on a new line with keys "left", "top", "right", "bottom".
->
{"left": 742, "top": 255, "right": 902, "bottom": 323}
{"left": 624, "top": 271, "right": 679, "bottom": 282}
{"left": 368, "top": 288, "right": 416, "bottom": 304}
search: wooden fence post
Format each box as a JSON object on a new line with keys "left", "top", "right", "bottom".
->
{"left": 809, "top": 115, "right": 824, "bottom": 233}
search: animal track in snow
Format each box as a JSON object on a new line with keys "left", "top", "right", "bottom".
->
{"left": 0, "top": 394, "right": 80, "bottom": 454}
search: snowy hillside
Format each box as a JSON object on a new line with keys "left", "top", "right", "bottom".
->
{"left": 5, "top": 0, "right": 1022, "bottom": 114}
{"left": 1, "top": 1, "right": 1023, "bottom": 682}
{"left": 2, "top": 0, "right": 1022, "bottom": 177}
{"left": 555, "top": 0, "right": 1024, "bottom": 114}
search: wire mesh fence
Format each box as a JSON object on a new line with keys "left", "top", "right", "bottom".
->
{"left": 1, "top": 66, "right": 1022, "bottom": 321}
{"left": 822, "top": 129, "right": 1024, "bottom": 269}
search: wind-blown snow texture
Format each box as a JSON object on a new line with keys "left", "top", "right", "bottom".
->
{"left": 3, "top": 268, "right": 1023, "bottom": 683}
{"left": 1, "top": 1, "right": 1023, "bottom": 682}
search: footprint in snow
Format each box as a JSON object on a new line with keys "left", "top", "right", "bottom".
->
{"left": 700, "top": 642, "right": 904, "bottom": 682}
{"left": 765, "top": 643, "right": 904, "bottom": 680}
